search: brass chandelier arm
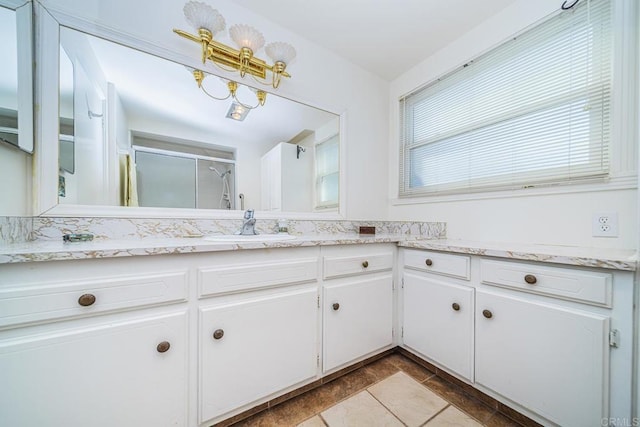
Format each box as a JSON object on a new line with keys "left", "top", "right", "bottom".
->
{"left": 231, "top": 95, "right": 261, "bottom": 110}
{"left": 174, "top": 28, "right": 201, "bottom": 44}
{"left": 192, "top": 72, "right": 266, "bottom": 108}
{"left": 199, "top": 84, "right": 232, "bottom": 101}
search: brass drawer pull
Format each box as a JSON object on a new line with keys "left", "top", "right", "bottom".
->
{"left": 362, "top": 261, "right": 369, "bottom": 268}
{"left": 332, "top": 302, "right": 340, "bottom": 311}
{"left": 156, "top": 341, "right": 171, "bottom": 353}
{"left": 213, "top": 329, "right": 224, "bottom": 340}
{"left": 425, "top": 259, "right": 433, "bottom": 266}
{"left": 524, "top": 274, "right": 537, "bottom": 285}
{"left": 452, "top": 303, "right": 460, "bottom": 311}
{"left": 78, "top": 294, "right": 96, "bottom": 307}
{"left": 482, "top": 309, "right": 493, "bottom": 319}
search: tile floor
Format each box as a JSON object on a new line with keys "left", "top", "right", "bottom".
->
{"left": 226, "top": 352, "right": 532, "bottom": 427}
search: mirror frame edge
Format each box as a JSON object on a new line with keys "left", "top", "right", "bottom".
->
{"left": 0, "top": 0, "right": 34, "bottom": 154}
{"left": 16, "top": 1, "right": 33, "bottom": 153}
{"left": 33, "top": 4, "right": 348, "bottom": 220}
{"left": 33, "top": 1, "right": 59, "bottom": 215}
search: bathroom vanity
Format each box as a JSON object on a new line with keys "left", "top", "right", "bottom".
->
{"left": 398, "top": 244, "right": 635, "bottom": 427}
{"left": 0, "top": 239, "right": 399, "bottom": 426}
{"left": 0, "top": 234, "right": 635, "bottom": 427}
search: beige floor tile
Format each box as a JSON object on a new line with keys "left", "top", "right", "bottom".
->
{"left": 426, "top": 406, "right": 483, "bottom": 426}
{"left": 297, "top": 415, "right": 327, "bottom": 427}
{"left": 368, "top": 371, "right": 448, "bottom": 427}
{"left": 320, "top": 391, "right": 403, "bottom": 427}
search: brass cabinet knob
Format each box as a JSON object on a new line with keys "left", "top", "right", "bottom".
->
{"left": 425, "top": 259, "right": 433, "bottom": 266}
{"left": 362, "top": 261, "right": 369, "bottom": 268}
{"left": 332, "top": 302, "right": 340, "bottom": 311}
{"left": 452, "top": 303, "right": 460, "bottom": 311}
{"left": 524, "top": 274, "right": 537, "bottom": 285}
{"left": 78, "top": 294, "right": 96, "bottom": 307}
{"left": 213, "top": 329, "right": 224, "bottom": 340}
{"left": 482, "top": 309, "right": 493, "bottom": 319}
{"left": 156, "top": 341, "right": 171, "bottom": 353}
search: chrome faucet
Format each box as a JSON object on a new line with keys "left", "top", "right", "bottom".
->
{"left": 237, "top": 209, "right": 258, "bottom": 235}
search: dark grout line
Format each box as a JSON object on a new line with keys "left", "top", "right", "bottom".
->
{"left": 365, "top": 389, "right": 409, "bottom": 427}
{"left": 420, "top": 404, "right": 450, "bottom": 427}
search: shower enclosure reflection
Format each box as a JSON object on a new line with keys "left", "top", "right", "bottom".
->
{"left": 130, "top": 133, "right": 236, "bottom": 210}
{"left": 207, "top": 163, "right": 234, "bottom": 210}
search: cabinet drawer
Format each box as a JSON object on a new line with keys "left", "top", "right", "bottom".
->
{"left": 0, "top": 271, "right": 188, "bottom": 328}
{"left": 198, "top": 258, "right": 318, "bottom": 297}
{"left": 480, "top": 259, "right": 612, "bottom": 307}
{"left": 323, "top": 252, "right": 393, "bottom": 279}
{"left": 403, "top": 249, "right": 470, "bottom": 280}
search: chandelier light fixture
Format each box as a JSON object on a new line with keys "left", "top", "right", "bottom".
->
{"left": 187, "top": 67, "right": 267, "bottom": 111}
{"left": 174, "top": 1, "right": 297, "bottom": 111}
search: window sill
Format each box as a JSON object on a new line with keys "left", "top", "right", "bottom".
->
{"left": 392, "top": 174, "right": 637, "bottom": 205}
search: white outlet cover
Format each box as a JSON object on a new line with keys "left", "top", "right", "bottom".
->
{"left": 592, "top": 212, "right": 619, "bottom": 237}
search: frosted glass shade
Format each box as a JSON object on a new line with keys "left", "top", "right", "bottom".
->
{"left": 265, "top": 42, "right": 296, "bottom": 64}
{"left": 229, "top": 24, "right": 265, "bottom": 52}
{"left": 183, "top": 1, "right": 226, "bottom": 35}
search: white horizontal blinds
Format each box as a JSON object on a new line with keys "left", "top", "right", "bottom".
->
{"left": 399, "top": 0, "right": 612, "bottom": 196}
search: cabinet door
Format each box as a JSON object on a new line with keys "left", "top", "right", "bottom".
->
{"left": 323, "top": 274, "right": 393, "bottom": 372}
{"left": 403, "top": 272, "right": 474, "bottom": 381}
{"left": 476, "top": 290, "right": 609, "bottom": 427}
{"left": 0, "top": 311, "right": 188, "bottom": 427}
{"left": 199, "top": 288, "right": 318, "bottom": 423}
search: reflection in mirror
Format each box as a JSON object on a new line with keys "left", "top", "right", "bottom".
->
{"left": 0, "top": 1, "right": 33, "bottom": 153}
{"left": 0, "top": 5, "right": 18, "bottom": 146}
{"left": 57, "top": 26, "right": 340, "bottom": 213}
{"left": 59, "top": 45, "right": 74, "bottom": 177}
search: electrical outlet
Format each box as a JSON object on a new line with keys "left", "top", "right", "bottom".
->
{"left": 592, "top": 213, "right": 619, "bottom": 237}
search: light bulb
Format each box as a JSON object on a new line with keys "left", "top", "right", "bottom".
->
{"left": 229, "top": 24, "right": 265, "bottom": 52}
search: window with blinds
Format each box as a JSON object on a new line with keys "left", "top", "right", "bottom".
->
{"left": 399, "top": 0, "right": 612, "bottom": 197}
{"left": 315, "top": 134, "right": 339, "bottom": 209}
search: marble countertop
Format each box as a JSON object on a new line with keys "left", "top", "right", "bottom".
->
{"left": 0, "top": 234, "right": 406, "bottom": 264}
{"left": 399, "top": 239, "right": 638, "bottom": 271}
{"left": 0, "top": 234, "right": 636, "bottom": 271}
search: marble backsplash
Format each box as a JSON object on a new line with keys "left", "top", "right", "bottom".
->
{"left": 0, "top": 216, "right": 446, "bottom": 244}
{"left": 0, "top": 217, "right": 33, "bottom": 244}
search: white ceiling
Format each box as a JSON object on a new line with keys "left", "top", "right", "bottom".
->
{"left": 234, "top": 0, "right": 520, "bottom": 81}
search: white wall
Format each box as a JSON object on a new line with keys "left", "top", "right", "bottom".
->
{"left": 39, "top": 0, "right": 391, "bottom": 220}
{"left": 388, "top": 0, "right": 639, "bottom": 249}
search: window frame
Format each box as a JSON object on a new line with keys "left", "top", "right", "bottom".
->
{"left": 395, "top": 0, "right": 637, "bottom": 204}
{"left": 314, "top": 133, "right": 340, "bottom": 210}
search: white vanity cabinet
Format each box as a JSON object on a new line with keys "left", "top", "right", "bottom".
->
{"left": 321, "top": 244, "right": 395, "bottom": 372}
{"left": 199, "top": 288, "right": 318, "bottom": 422}
{"left": 195, "top": 247, "right": 321, "bottom": 424}
{"left": 0, "top": 257, "right": 190, "bottom": 427}
{"left": 401, "top": 250, "right": 473, "bottom": 381}
{"left": 475, "top": 289, "right": 609, "bottom": 427}
{"left": 399, "top": 248, "right": 634, "bottom": 427}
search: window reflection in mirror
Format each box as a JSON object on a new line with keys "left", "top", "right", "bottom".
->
{"left": 56, "top": 26, "right": 340, "bottom": 213}
{"left": 315, "top": 133, "right": 340, "bottom": 210}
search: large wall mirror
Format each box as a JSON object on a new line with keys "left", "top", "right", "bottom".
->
{"left": 0, "top": 0, "right": 33, "bottom": 153}
{"left": 36, "top": 4, "right": 343, "bottom": 217}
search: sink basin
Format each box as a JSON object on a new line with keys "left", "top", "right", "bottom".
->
{"left": 203, "top": 234, "right": 298, "bottom": 242}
